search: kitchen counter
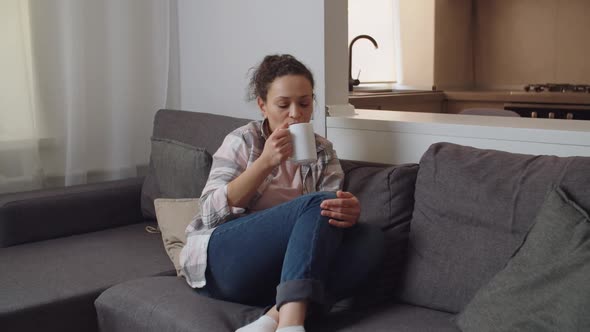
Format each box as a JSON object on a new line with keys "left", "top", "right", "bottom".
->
{"left": 349, "top": 89, "right": 436, "bottom": 96}
{"left": 349, "top": 89, "right": 590, "bottom": 105}
{"left": 444, "top": 90, "right": 590, "bottom": 105}
{"left": 348, "top": 89, "right": 590, "bottom": 119}
{"left": 348, "top": 91, "right": 445, "bottom": 113}
{"left": 330, "top": 109, "right": 590, "bottom": 132}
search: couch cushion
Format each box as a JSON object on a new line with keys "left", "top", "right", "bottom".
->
{"left": 95, "top": 276, "right": 264, "bottom": 332}
{"left": 341, "top": 160, "right": 418, "bottom": 231}
{"left": 308, "top": 302, "right": 459, "bottom": 332}
{"left": 341, "top": 160, "right": 418, "bottom": 302}
{"left": 0, "top": 223, "right": 175, "bottom": 332}
{"left": 140, "top": 110, "right": 251, "bottom": 219}
{"left": 96, "top": 276, "right": 458, "bottom": 332}
{"left": 399, "top": 142, "right": 590, "bottom": 313}
{"left": 141, "top": 138, "right": 211, "bottom": 218}
{"left": 456, "top": 187, "right": 590, "bottom": 331}
{"left": 154, "top": 198, "right": 201, "bottom": 276}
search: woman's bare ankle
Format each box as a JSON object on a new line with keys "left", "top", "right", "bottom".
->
{"left": 265, "top": 305, "right": 280, "bottom": 323}
{"left": 277, "top": 301, "right": 307, "bottom": 328}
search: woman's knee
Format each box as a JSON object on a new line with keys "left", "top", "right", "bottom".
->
{"left": 289, "top": 192, "right": 342, "bottom": 243}
{"left": 290, "top": 192, "right": 336, "bottom": 224}
{"left": 295, "top": 192, "right": 337, "bottom": 225}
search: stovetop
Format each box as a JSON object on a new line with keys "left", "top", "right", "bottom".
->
{"left": 524, "top": 83, "right": 590, "bottom": 93}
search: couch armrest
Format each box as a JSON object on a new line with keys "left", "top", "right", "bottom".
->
{"left": 0, "top": 177, "right": 145, "bottom": 248}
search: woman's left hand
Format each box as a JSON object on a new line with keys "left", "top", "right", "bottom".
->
{"left": 320, "top": 191, "right": 360, "bottom": 228}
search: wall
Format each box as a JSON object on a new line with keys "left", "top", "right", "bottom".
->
{"left": 433, "top": 0, "right": 473, "bottom": 89}
{"left": 324, "top": 0, "right": 350, "bottom": 114}
{"left": 474, "top": 0, "right": 590, "bottom": 89}
{"left": 398, "top": 0, "right": 435, "bottom": 89}
{"left": 412, "top": 0, "right": 590, "bottom": 90}
{"left": 177, "top": 0, "right": 347, "bottom": 135}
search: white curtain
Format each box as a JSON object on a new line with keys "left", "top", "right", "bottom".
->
{"left": 0, "top": 0, "right": 180, "bottom": 194}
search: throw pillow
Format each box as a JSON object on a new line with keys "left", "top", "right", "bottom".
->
{"left": 141, "top": 138, "right": 212, "bottom": 219}
{"left": 456, "top": 187, "right": 590, "bottom": 331}
{"left": 154, "top": 198, "right": 201, "bottom": 276}
{"left": 340, "top": 160, "right": 419, "bottom": 304}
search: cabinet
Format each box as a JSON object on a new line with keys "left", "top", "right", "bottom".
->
{"left": 444, "top": 91, "right": 590, "bottom": 120}
{"left": 445, "top": 101, "right": 504, "bottom": 114}
{"left": 349, "top": 92, "right": 445, "bottom": 113}
{"left": 349, "top": 90, "right": 590, "bottom": 120}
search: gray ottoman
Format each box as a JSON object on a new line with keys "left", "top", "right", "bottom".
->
{"left": 95, "top": 276, "right": 460, "bottom": 332}
{"left": 95, "top": 276, "right": 264, "bottom": 332}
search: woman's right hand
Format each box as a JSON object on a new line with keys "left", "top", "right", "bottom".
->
{"left": 260, "top": 122, "right": 292, "bottom": 167}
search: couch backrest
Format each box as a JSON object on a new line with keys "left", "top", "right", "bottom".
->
{"left": 399, "top": 142, "right": 590, "bottom": 313}
{"left": 0, "top": 177, "right": 144, "bottom": 247}
{"left": 152, "top": 109, "right": 253, "bottom": 154}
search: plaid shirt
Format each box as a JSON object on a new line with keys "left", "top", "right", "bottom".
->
{"left": 180, "top": 120, "right": 344, "bottom": 288}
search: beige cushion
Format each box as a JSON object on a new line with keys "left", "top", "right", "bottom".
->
{"left": 154, "top": 198, "right": 200, "bottom": 276}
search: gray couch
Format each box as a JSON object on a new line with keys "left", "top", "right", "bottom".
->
{"left": 1, "top": 109, "right": 588, "bottom": 332}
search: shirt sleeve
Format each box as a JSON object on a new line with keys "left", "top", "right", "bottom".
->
{"left": 199, "top": 131, "right": 249, "bottom": 228}
{"left": 317, "top": 142, "right": 344, "bottom": 192}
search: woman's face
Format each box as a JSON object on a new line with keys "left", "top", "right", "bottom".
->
{"left": 257, "top": 74, "right": 313, "bottom": 133}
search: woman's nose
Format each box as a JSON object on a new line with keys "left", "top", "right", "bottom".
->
{"left": 289, "top": 105, "right": 302, "bottom": 119}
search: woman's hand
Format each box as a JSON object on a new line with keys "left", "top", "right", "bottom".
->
{"left": 260, "top": 122, "right": 292, "bottom": 167}
{"left": 320, "top": 191, "right": 360, "bottom": 228}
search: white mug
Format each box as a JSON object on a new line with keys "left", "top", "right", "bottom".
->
{"left": 289, "top": 122, "right": 317, "bottom": 164}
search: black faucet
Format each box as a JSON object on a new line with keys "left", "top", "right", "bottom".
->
{"left": 349, "top": 34, "right": 379, "bottom": 92}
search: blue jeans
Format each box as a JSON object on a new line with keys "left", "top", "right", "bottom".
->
{"left": 202, "top": 192, "right": 385, "bottom": 310}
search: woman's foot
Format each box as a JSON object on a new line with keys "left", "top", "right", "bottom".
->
{"left": 266, "top": 305, "right": 280, "bottom": 322}
{"left": 276, "top": 326, "right": 305, "bottom": 332}
{"left": 235, "top": 315, "right": 277, "bottom": 332}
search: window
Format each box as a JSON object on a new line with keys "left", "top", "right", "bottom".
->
{"left": 0, "top": 0, "right": 37, "bottom": 142}
{"left": 348, "top": 0, "right": 399, "bottom": 84}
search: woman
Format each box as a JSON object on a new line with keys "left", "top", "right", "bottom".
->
{"left": 180, "top": 54, "right": 384, "bottom": 332}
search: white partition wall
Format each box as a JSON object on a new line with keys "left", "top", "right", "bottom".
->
{"left": 327, "top": 110, "right": 590, "bottom": 164}
{"left": 176, "top": 0, "right": 349, "bottom": 136}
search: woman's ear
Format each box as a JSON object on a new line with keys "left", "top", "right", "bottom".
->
{"left": 257, "top": 96, "right": 267, "bottom": 118}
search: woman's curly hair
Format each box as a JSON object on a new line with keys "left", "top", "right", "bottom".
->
{"left": 247, "top": 54, "right": 315, "bottom": 102}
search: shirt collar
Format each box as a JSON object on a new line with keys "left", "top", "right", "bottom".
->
{"left": 261, "top": 118, "right": 271, "bottom": 140}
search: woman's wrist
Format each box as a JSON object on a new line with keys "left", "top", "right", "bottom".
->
{"left": 255, "top": 153, "right": 277, "bottom": 172}
{"left": 226, "top": 155, "right": 275, "bottom": 208}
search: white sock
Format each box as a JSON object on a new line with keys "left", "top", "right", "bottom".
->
{"left": 276, "top": 326, "right": 306, "bottom": 332}
{"left": 235, "top": 315, "right": 278, "bottom": 332}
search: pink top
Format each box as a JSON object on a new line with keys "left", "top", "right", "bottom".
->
{"left": 251, "top": 160, "right": 303, "bottom": 212}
